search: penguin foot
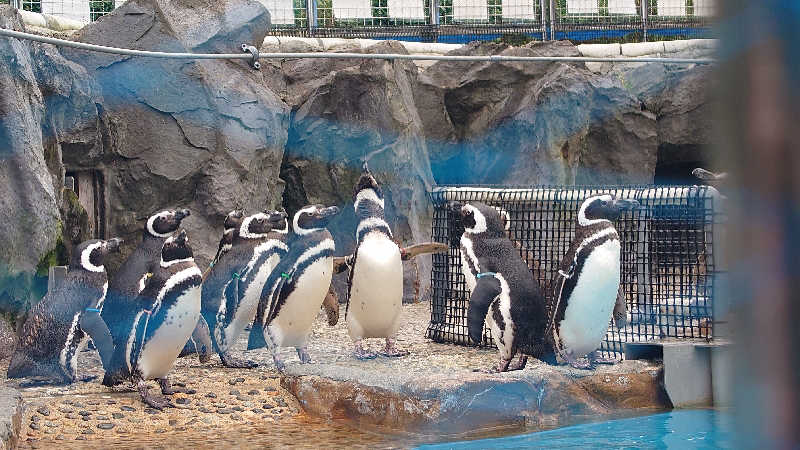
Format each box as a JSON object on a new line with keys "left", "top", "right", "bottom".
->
{"left": 379, "top": 339, "right": 409, "bottom": 357}
{"left": 272, "top": 355, "right": 286, "bottom": 372}
{"left": 507, "top": 355, "right": 528, "bottom": 371}
{"left": 296, "top": 347, "right": 312, "bottom": 364}
{"left": 353, "top": 342, "right": 378, "bottom": 360}
{"left": 566, "top": 357, "right": 593, "bottom": 370}
{"left": 220, "top": 352, "right": 259, "bottom": 369}
{"left": 158, "top": 378, "right": 189, "bottom": 395}
{"left": 588, "top": 351, "right": 618, "bottom": 365}
{"left": 138, "top": 382, "right": 174, "bottom": 410}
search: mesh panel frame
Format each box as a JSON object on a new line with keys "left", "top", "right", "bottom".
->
{"left": 426, "top": 185, "right": 719, "bottom": 359}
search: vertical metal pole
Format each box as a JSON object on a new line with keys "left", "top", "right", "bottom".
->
{"left": 307, "top": 0, "right": 318, "bottom": 34}
{"left": 549, "top": 0, "right": 555, "bottom": 40}
{"left": 641, "top": 0, "right": 648, "bottom": 42}
{"left": 540, "top": 0, "right": 546, "bottom": 40}
{"left": 430, "top": 0, "right": 440, "bottom": 26}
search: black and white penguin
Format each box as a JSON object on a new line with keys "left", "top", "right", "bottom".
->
{"left": 548, "top": 194, "right": 638, "bottom": 369}
{"left": 208, "top": 209, "right": 245, "bottom": 272}
{"left": 453, "top": 202, "right": 556, "bottom": 372}
{"left": 345, "top": 164, "right": 407, "bottom": 359}
{"left": 201, "top": 210, "right": 288, "bottom": 368}
{"left": 257, "top": 204, "right": 340, "bottom": 370}
{"left": 103, "top": 209, "right": 190, "bottom": 365}
{"left": 103, "top": 230, "right": 203, "bottom": 409}
{"left": 7, "top": 238, "right": 122, "bottom": 383}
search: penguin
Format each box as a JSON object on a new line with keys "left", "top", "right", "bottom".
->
{"left": 257, "top": 204, "right": 340, "bottom": 370}
{"left": 102, "top": 209, "right": 191, "bottom": 369}
{"left": 207, "top": 209, "right": 245, "bottom": 275}
{"left": 201, "top": 210, "right": 288, "bottom": 368}
{"left": 7, "top": 238, "right": 122, "bottom": 383}
{"left": 103, "top": 230, "right": 203, "bottom": 409}
{"left": 453, "top": 202, "right": 556, "bottom": 372}
{"left": 345, "top": 163, "right": 407, "bottom": 359}
{"left": 548, "top": 194, "right": 638, "bottom": 369}
{"left": 179, "top": 209, "right": 244, "bottom": 362}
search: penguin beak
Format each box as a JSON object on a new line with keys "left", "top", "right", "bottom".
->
{"left": 106, "top": 238, "right": 123, "bottom": 252}
{"left": 362, "top": 160, "right": 370, "bottom": 173}
{"left": 268, "top": 210, "right": 287, "bottom": 223}
{"left": 176, "top": 230, "right": 188, "bottom": 245}
{"left": 317, "top": 206, "right": 340, "bottom": 218}
{"left": 613, "top": 198, "right": 639, "bottom": 211}
{"left": 230, "top": 209, "right": 244, "bottom": 219}
{"left": 448, "top": 201, "right": 464, "bottom": 215}
{"left": 175, "top": 209, "right": 190, "bottom": 220}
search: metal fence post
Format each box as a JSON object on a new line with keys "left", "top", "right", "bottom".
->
{"left": 12, "top": 0, "right": 22, "bottom": 9}
{"left": 549, "top": 0, "right": 555, "bottom": 41}
{"left": 307, "top": 0, "right": 318, "bottom": 34}
{"left": 430, "top": 0, "right": 440, "bottom": 26}
{"left": 540, "top": 0, "right": 547, "bottom": 40}
{"left": 641, "top": 0, "right": 648, "bottom": 42}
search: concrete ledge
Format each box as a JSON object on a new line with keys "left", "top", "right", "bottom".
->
{"left": 577, "top": 42, "right": 620, "bottom": 57}
{"left": 621, "top": 41, "right": 666, "bottom": 57}
{"left": 18, "top": 9, "right": 84, "bottom": 31}
{"left": 0, "top": 386, "right": 23, "bottom": 450}
{"left": 281, "top": 360, "right": 669, "bottom": 435}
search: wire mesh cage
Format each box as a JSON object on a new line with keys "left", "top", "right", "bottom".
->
{"left": 426, "top": 185, "right": 722, "bottom": 358}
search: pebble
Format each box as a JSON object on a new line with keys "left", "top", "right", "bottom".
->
{"left": 275, "top": 398, "right": 288, "bottom": 407}
{"left": 31, "top": 415, "right": 41, "bottom": 422}
{"left": 186, "top": 418, "right": 199, "bottom": 426}
{"left": 199, "top": 407, "right": 212, "bottom": 413}
{"left": 229, "top": 390, "right": 240, "bottom": 396}
{"left": 265, "top": 386, "right": 277, "bottom": 392}
{"left": 75, "top": 436, "right": 86, "bottom": 440}
{"left": 55, "top": 435, "right": 65, "bottom": 440}
{"left": 231, "top": 413, "right": 242, "bottom": 421}
{"left": 247, "top": 390, "right": 259, "bottom": 395}
{"left": 96, "top": 415, "right": 109, "bottom": 421}
{"left": 112, "top": 413, "right": 124, "bottom": 419}
{"left": 58, "top": 407, "right": 73, "bottom": 414}
{"left": 81, "top": 429, "right": 95, "bottom": 435}
{"left": 97, "top": 423, "right": 114, "bottom": 430}
{"left": 201, "top": 417, "right": 213, "bottom": 424}
{"left": 236, "top": 396, "right": 248, "bottom": 401}
{"left": 272, "top": 408, "right": 282, "bottom": 414}
{"left": 62, "top": 400, "right": 73, "bottom": 405}
{"left": 36, "top": 406, "right": 50, "bottom": 416}
{"left": 205, "top": 393, "right": 217, "bottom": 399}
{"left": 156, "top": 428, "right": 167, "bottom": 434}
{"left": 176, "top": 398, "right": 190, "bottom": 405}
{"left": 232, "top": 406, "right": 244, "bottom": 412}
{"left": 73, "top": 402, "right": 85, "bottom": 408}
{"left": 145, "top": 408, "right": 160, "bottom": 415}
{"left": 244, "top": 402, "right": 255, "bottom": 408}
{"left": 29, "top": 422, "right": 40, "bottom": 431}
{"left": 217, "top": 408, "right": 233, "bottom": 414}
{"left": 87, "top": 400, "right": 100, "bottom": 405}
{"left": 262, "top": 404, "right": 274, "bottom": 409}
{"left": 251, "top": 408, "right": 262, "bottom": 414}
{"left": 65, "top": 413, "right": 78, "bottom": 420}
{"left": 121, "top": 406, "right": 136, "bottom": 412}
{"left": 107, "top": 400, "right": 117, "bottom": 405}
{"left": 186, "top": 389, "right": 197, "bottom": 395}
{"left": 169, "top": 419, "right": 179, "bottom": 426}
{"left": 128, "top": 418, "right": 143, "bottom": 424}
{"left": 82, "top": 416, "right": 91, "bottom": 422}
{"left": 78, "top": 410, "right": 91, "bottom": 417}
{"left": 44, "top": 421, "right": 58, "bottom": 428}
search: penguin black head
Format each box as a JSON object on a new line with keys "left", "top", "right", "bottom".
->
{"left": 578, "top": 194, "right": 639, "bottom": 226}
{"left": 353, "top": 167, "right": 384, "bottom": 219}
{"left": 146, "top": 209, "right": 191, "bottom": 238}
{"left": 263, "top": 208, "right": 289, "bottom": 234}
{"left": 160, "top": 230, "right": 193, "bottom": 267}
{"left": 223, "top": 209, "right": 245, "bottom": 231}
{"left": 294, "top": 204, "right": 341, "bottom": 235}
{"left": 239, "top": 212, "right": 275, "bottom": 239}
{"left": 456, "top": 202, "right": 506, "bottom": 237}
{"left": 71, "top": 238, "right": 123, "bottom": 273}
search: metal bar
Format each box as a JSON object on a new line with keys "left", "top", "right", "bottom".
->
{"left": 430, "top": 0, "right": 440, "bottom": 26}
{"left": 642, "top": 0, "right": 648, "bottom": 42}
{"left": 548, "top": 0, "right": 555, "bottom": 41}
{"left": 307, "top": 0, "right": 318, "bottom": 33}
{"left": 540, "top": 0, "right": 546, "bottom": 41}
{"left": 0, "top": 28, "right": 718, "bottom": 63}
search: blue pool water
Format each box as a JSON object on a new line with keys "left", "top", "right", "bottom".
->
{"left": 418, "top": 409, "right": 733, "bottom": 449}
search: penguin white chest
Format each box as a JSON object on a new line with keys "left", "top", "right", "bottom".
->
{"left": 224, "top": 253, "right": 280, "bottom": 348}
{"left": 138, "top": 285, "right": 201, "bottom": 380}
{"left": 460, "top": 236, "right": 479, "bottom": 293}
{"left": 558, "top": 239, "right": 621, "bottom": 357}
{"left": 271, "top": 257, "right": 333, "bottom": 348}
{"left": 347, "top": 234, "right": 403, "bottom": 339}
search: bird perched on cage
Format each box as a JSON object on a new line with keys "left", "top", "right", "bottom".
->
{"left": 548, "top": 194, "right": 638, "bottom": 369}
{"left": 452, "top": 201, "right": 556, "bottom": 372}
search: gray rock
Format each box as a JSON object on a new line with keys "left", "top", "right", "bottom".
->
{"left": 111, "top": 413, "right": 124, "bottom": 419}
{"left": 36, "top": 406, "right": 50, "bottom": 417}
{"left": 61, "top": 0, "right": 290, "bottom": 272}
{"left": 417, "top": 40, "right": 657, "bottom": 186}
{"left": 0, "top": 7, "right": 63, "bottom": 323}
{"left": 97, "top": 422, "right": 114, "bottom": 430}
{"left": 0, "top": 319, "right": 15, "bottom": 362}
{"left": 120, "top": 406, "right": 135, "bottom": 412}
{"left": 281, "top": 40, "right": 435, "bottom": 303}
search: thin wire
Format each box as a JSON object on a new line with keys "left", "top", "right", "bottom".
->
{"left": 0, "top": 28, "right": 716, "bottom": 64}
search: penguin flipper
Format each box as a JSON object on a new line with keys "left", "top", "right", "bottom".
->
{"left": 266, "top": 268, "right": 296, "bottom": 325}
{"left": 78, "top": 309, "right": 114, "bottom": 372}
{"left": 467, "top": 276, "right": 502, "bottom": 346}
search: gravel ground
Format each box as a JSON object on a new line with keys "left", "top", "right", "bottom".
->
{"left": 0, "top": 301, "right": 491, "bottom": 448}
